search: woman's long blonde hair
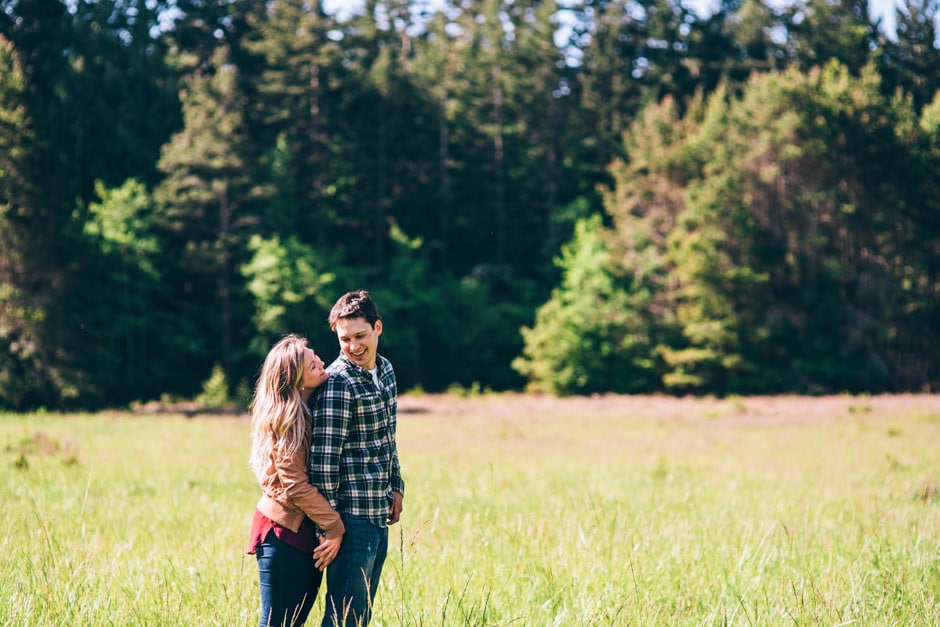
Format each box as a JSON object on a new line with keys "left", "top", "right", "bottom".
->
{"left": 248, "top": 334, "right": 311, "bottom": 482}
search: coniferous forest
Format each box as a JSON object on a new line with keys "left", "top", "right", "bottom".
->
{"left": 1, "top": 0, "right": 938, "bottom": 410}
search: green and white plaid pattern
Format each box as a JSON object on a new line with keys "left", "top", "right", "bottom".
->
{"left": 309, "top": 354, "right": 404, "bottom": 528}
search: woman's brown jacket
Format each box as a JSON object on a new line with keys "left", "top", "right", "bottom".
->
{"left": 256, "top": 432, "right": 344, "bottom": 539}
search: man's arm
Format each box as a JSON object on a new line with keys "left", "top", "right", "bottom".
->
{"left": 387, "top": 365, "right": 404, "bottom": 523}
{"left": 386, "top": 365, "right": 405, "bottom": 496}
{"left": 390, "top": 447, "right": 404, "bottom": 494}
{"left": 309, "top": 376, "right": 352, "bottom": 508}
{"left": 387, "top": 435, "right": 404, "bottom": 524}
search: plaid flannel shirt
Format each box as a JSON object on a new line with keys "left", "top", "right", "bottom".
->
{"left": 309, "top": 354, "right": 404, "bottom": 528}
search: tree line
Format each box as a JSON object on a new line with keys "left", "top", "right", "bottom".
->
{"left": 0, "top": 0, "right": 938, "bottom": 410}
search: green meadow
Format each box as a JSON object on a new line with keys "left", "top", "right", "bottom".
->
{"left": 2, "top": 394, "right": 938, "bottom": 626}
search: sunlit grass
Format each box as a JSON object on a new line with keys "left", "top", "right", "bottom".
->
{"left": 2, "top": 394, "right": 939, "bottom": 625}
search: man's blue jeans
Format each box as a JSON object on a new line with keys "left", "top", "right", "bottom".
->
{"left": 256, "top": 530, "right": 322, "bottom": 626}
{"left": 320, "top": 515, "right": 388, "bottom": 627}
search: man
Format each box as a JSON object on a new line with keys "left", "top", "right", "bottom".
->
{"left": 309, "top": 290, "right": 405, "bottom": 627}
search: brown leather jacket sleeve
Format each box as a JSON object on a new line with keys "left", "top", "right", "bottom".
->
{"left": 270, "top": 435, "right": 345, "bottom": 539}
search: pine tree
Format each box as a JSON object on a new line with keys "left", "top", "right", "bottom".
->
{"left": 336, "top": 0, "right": 439, "bottom": 267}
{"left": 242, "top": 0, "right": 341, "bottom": 249}
{"left": 0, "top": 35, "right": 46, "bottom": 409}
{"left": 155, "top": 46, "right": 263, "bottom": 388}
{"left": 690, "top": 0, "right": 788, "bottom": 91}
{"left": 878, "top": 0, "right": 940, "bottom": 112}
{"left": 784, "top": 0, "right": 879, "bottom": 74}
{"left": 514, "top": 215, "right": 658, "bottom": 394}
{"left": 77, "top": 179, "right": 172, "bottom": 404}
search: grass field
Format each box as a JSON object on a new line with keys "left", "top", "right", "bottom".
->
{"left": 2, "top": 393, "right": 939, "bottom": 625}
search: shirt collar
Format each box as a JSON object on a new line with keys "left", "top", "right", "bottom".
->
{"left": 338, "top": 354, "right": 383, "bottom": 376}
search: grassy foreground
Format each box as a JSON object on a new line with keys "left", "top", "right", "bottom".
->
{"left": 1, "top": 394, "right": 938, "bottom": 626}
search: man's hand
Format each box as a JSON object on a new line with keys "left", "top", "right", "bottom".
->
{"left": 313, "top": 534, "right": 343, "bottom": 571}
{"left": 388, "top": 491, "right": 403, "bottom": 525}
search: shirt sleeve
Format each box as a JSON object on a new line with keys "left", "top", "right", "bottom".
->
{"left": 390, "top": 445, "right": 404, "bottom": 495}
{"left": 309, "top": 375, "right": 352, "bottom": 509}
{"left": 387, "top": 371, "right": 404, "bottom": 495}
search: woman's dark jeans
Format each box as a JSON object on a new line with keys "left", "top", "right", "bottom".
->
{"left": 320, "top": 516, "right": 388, "bottom": 627}
{"left": 256, "top": 530, "right": 322, "bottom": 627}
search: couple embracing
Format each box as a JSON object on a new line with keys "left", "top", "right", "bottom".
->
{"left": 247, "top": 290, "right": 404, "bottom": 627}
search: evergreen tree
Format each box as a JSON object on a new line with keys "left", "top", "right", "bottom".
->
{"left": 0, "top": 34, "right": 45, "bottom": 409}
{"left": 633, "top": 63, "right": 934, "bottom": 392}
{"left": 165, "top": 0, "right": 261, "bottom": 72}
{"left": 242, "top": 0, "right": 342, "bottom": 249}
{"left": 514, "top": 214, "right": 657, "bottom": 394}
{"left": 636, "top": 0, "right": 700, "bottom": 105}
{"left": 0, "top": 0, "right": 181, "bottom": 408}
{"left": 893, "top": 91, "right": 940, "bottom": 388}
{"left": 415, "top": 0, "right": 579, "bottom": 280}
{"left": 690, "top": 0, "right": 788, "bottom": 91}
{"left": 602, "top": 93, "right": 712, "bottom": 391}
{"left": 67, "top": 0, "right": 181, "bottom": 192}
{"left": 241, "top": 233, "right": 337, "bottom": 353}
{"left": 335, "top": 0, "right": 439, "bottom": 267}
{"left": 372, "top": 226, "right": 529, "bottom": 392}
{"left": 154, "top": 46, "right": 263, "bottom": 391}
{"left": 496, "top": 0, "right": 576, "bottom": 276}
{"left": 2, "top": 0, "right": 939, "bottom": 404}
{"left": 569, "top": 0, "right": 646, "bottom": 177}
{"left": 457, "top": 0, "right": 513, "bottom": 268}
{"left": 784, "top": 0, "right": 879, "bottom": 74}
{"left": 410, "top": 7, "right": 462, "bottom": 267}
{"left": 519, "top": 62, "right": 940, "bottom": 395}
{"left": 76, "top": 179, "right": 177, "bottom": 405}
{"left": 0, "top": 1, "right": 91, "bottom": 408}
{"left": 878, "top": 0, "right": 940, "bottom": 112}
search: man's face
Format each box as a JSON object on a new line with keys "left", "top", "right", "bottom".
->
{"left": 335, "top": 316, "right": 382, "bottom": 371}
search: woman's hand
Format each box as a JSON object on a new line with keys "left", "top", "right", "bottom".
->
{"left": 313, "top": 534, "right": 343, "bottom": 570}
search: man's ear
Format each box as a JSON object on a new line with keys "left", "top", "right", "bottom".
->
{"left": 374, "top": 319, "right": 383, "bottom": 336}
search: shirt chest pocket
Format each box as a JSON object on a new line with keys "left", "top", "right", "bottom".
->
{"left": 353, "top": 392, "right": 389, "bottom": 433}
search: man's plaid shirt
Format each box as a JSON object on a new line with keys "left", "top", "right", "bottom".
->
{"left": 308, "top": 353, "right": 404, "bottom": 528}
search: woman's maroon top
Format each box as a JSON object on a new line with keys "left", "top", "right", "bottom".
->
{"left": 246, "top": 508, "right": 319, "bottom": 555}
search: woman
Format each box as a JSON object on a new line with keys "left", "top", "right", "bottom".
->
{"left": 247, "top": 335, "right": 345, "bottom": 627}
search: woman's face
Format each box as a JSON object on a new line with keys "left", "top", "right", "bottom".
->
{"left": 300, "top": 347, "right": 329, "bottom": 390}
